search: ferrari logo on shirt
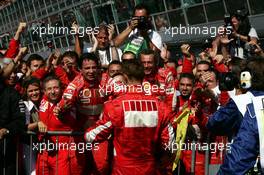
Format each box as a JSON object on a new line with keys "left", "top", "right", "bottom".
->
{"left": 39, "top": 101, "right": 49, "bottom": 112}
{"left": 143, "top": 82, "right": 151, "bottom": 93}
{"left": 82, "top": 89, "right": 91, "bottom": 98}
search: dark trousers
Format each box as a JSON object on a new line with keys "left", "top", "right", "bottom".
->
{"left": 0, "top": 138, "right": 17, "bottom": 175}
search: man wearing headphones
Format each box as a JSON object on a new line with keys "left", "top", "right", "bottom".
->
{"left": 217, "top": 58, "right": 264, "bottom": 174}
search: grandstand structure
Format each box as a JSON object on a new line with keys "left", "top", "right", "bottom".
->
{"left": 0, "top": 0, "right": 263, "bottom": 54}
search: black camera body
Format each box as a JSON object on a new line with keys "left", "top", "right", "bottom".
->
{"left": 133, "top": 16, "right": 149, "bottom": 30}
{"left": 219, "top": 72, "right": 240, "bottom": 91}
{"left": 224, "top": 13, "right": 232, "bottom": 27}
{"left": 234, "top": 9, "right": 249, "bottom": 21}
{"left": 224, "top": 13, "right": 233, "bottom": 39}
{"left": 244, "top": 43, "right": 258, "bottom": 58}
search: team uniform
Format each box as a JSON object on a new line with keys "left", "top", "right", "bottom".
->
{"left": 57, "top": 74, "right": 109, "bottom": 174}
{"left": 143, "top": 67, "right": 174, "bottom": 111}
{"left": 85, "top": 87, "right": 175, "bottom": 175}
{"left": 36, "top": 96, "right": 86, "bottom": 175}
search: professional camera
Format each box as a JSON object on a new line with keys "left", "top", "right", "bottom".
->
{"left": 234, "top": 9, "right": 249, "bottom": 21}
{"left": 224, "top": 13, "right": 232, "bottom": 27}
{"left": 244, "top": 43, "right": 258, "bottom": 58}
{"left": 219, "top": 72, "right": 240, "bottom": 91}
{"left": 133, "top": 16, "right": 150, "bottom": 30}
{"left": 224, "top": 13, "right": 233, "bottom": 39}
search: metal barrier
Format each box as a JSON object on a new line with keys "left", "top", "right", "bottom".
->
{"left": 173, "top": 136, "right": 226, "bottom": 175}
{"left": 1, "top": 131, "right": 84, "bottom": 175}
{"left": 1, "top": 131, "right": 262, "bottom": 175}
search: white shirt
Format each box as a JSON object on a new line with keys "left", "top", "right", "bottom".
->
{"left": 86, "top": 47, "right": 122, "bottom": 66}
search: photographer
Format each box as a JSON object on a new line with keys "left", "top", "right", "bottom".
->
{"left": 114, "top": 3, "right": 162, "bottom": 55}
{"left": 220, "top": 9, "right": 259, "bottom": 59}
{"left": 217, "top": 58, "right": 264, "bottom": 174}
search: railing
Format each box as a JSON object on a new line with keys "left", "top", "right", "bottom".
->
{"left": 1, "top": 131, "right": 84, "bottom": 175}
{"left": 0, "top": 131, "right": 262, "bottom": 175}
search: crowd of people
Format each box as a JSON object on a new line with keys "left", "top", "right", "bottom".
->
{"left": 0, "top": 3, "right": 264, "bottom": 175}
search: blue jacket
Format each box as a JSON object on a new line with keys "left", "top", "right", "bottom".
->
{"left": 206, "top": 98, "right": 243, "bottom": 136}
{"left": 217, "top": 91, "right": 264, "bottom": 174}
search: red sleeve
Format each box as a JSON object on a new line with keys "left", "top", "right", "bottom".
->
{"left": 54, "top": 66, "right": 70, "bottom": 89}
{"left": 72, "top": 68, "right": 80, "bottom": 78}
{"left": 57, "top": 75, "right": 83, "bottom": 112}
{"left": 159, "top": 102, "right": 175, "bottom": 151}
{"left": 219, "top": 91, "right": 230, "bottom": 106}
{"left": 4, "top": 39, "right": 19, "bottom": 59}
{"left": 182, "top": 56, "right": 193, "bottom": 73}
{"left": 174, "top": 80, "right": 179, "bottom": 90}
{"left": 84, "top": 102, "right": 113, "bottom": 143}
{"left": 31, "top": 67, "right": 48, "bottom": 80}
{"left": 212, "top": 60, "right": 228, "bottom": 73}
{"left": 198, "top": 113, "right": 209, "bottom": 130}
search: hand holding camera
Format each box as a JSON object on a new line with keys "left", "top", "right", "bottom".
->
{"left": 130, "top": 16, "right": 149, "bottom": 31}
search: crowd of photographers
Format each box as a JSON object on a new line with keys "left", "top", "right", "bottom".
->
{"left": 0, "top": 3, "right": 264, "bottom": 175}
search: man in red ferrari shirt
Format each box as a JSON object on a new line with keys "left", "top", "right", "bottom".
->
{"left": 54, "top": 53, "right": 109, "bottom": 174}
{"left": 85, "top": 61, "right": 175, "bottom": 175}
{"left": 140, "top": 49, "right": 174, "bottom": 111}
{"left": 36, "top": 76, "right": 86, "bottom": 175}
